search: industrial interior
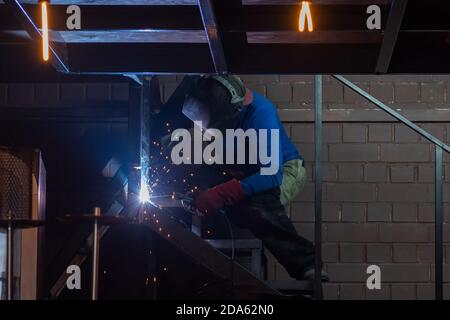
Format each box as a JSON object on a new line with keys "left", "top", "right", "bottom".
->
{"left": 0, "top": 0, "right": 450, "bottom": 301}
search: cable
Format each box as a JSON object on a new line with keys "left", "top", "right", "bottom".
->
{"left": 220, "top": 210, "right": 235, "bottom": 295}
{"left": 181, "top": 195, "right": 236, "bottom": 296}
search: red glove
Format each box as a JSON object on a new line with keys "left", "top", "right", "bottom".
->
{"left": 192, "top": 179, "right": 245, "bottom": 215}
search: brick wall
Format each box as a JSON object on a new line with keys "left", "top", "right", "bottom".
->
{"left": 232, "top": 74, "right": 450, "bottom": 300}
{"left": 153, "top": 74, "right": 450, "bottom": 300}
{"left": 0, "top": 82, "right": 129, "bottom": 107}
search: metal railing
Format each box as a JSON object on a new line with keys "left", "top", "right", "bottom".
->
{"left": 313, "top": 75, "right": 449, "bottom": 300}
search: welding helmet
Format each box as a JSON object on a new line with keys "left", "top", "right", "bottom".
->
{"left": 182, "top": 75, "right": 247, "bottom": 131}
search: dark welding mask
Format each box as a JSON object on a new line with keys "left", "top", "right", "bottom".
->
{"left": 182, "top": 75, "right": 247, "bottom": 131}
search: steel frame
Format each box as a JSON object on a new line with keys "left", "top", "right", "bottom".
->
{"left": 2, "top": 1, "right": 450, "bottom": 74}
{"left": 375, "top": 0, "right": 408, "bottom": 73}
{"left": 314, "top": 75, "right": 323, "bottom": 300}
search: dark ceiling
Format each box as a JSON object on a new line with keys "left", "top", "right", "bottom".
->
{"left": 0, "top": 0, "right": 449, "bottom": 80}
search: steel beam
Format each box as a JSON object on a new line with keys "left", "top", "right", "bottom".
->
{"left": 435, "top": 146, "right": 443, "bottom": 300}
{"left": 313, "top": 75, "right": 323, "bottom": 300}
{"left": 375, "top": 0, "right": 408, "bottom": 73}
{"left": 140, "top": 77, "right": 152, "bottom": 203}
{"left": 198, "top": 0, "right": 228, "bottom": 73}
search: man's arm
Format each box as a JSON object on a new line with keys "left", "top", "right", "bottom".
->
{"left": 239, "top": 104, "right": 283, "bottom": 196}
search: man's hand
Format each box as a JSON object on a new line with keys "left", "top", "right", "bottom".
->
{"left": 192, "top": 179, "right": 245, "bottom": 215}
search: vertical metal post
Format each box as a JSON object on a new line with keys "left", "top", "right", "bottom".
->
{"left": 6, "top": 220, "right": 13, "bottom": 300}
{"left": 435, "top": 146, "right": 443, "bottom": 300}
{"left": 140, "top": 77, "right": 151, "bottom": 200}
{"left": 314, "top": 75, "right": 323, "bottom": 300}
{"left": 91, "top": 207, "right": 101, "bottom": 300}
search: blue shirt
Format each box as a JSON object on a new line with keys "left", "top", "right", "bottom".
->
{"left": 238, "top": 92, "right": 301, "bottom": 195}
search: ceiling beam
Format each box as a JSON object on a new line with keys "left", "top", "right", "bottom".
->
{"left": 3, "top": 30, "right": 383, "bottom": 44}
{"left": 2, "top": 0, "right": 389, "bottom": 4}
{"left": 67, "top": 43, "right": 214, "bottom": 74}
{"left": 55, "top": 30, "right": 207, "bottom": 43}
{"left": 247, "top": 31, "right": 382, "bottom": 44}
{"left": 198, "top": 0, "right": 228, "bottom": 73}
{"left": 0, "top": 4, "right": 387, "bottom": 32}
{"left": 375, "top": 0, "right": 408, "bottom": 73}
{"left": 1, "top": 1, "right": 448, "bottom": 32}
{"left": 3, "top": 0, "right": 198, "bottom": 4}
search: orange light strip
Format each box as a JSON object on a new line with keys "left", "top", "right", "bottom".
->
{"left": 299, "top": 1, "right": 313, "bottom": 32}
{"left": 41, "top": 1, "right": 49, "bottom": 61}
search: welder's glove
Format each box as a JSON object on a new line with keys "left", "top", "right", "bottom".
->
{"left": 192, "top": 179, "right": 245, "bottom": 215}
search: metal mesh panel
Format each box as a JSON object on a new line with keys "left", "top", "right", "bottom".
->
{"left": 0, "top": 148, "right": 32, "bottom": 220}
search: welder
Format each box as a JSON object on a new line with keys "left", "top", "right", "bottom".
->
{"left": 178, "top": 75, "right": 328, "bottom": 282}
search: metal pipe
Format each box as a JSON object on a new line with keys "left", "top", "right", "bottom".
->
{"left": 198, "top": 0, "right": 228, "bottom": 74}
{"left": 6, "top": 219, "right": 13, "bottom": 300}
{"left": 435, "top": 146, "right": 443, "bottom": 300}
{"left": 333, "top": 75, "right": 450, "bottom": 153}
{"left": 314, "top": 74, "right": 323, "bottom": 300}
{"left": 91, "top": 207, "right": 101, "bottom": 300}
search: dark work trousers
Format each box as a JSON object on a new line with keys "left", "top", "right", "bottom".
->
{"left": 186, "top": 164, "right": 316, "bottom": 280}
{"left": 227, "top": 188, "right": 316, "bottom": 280}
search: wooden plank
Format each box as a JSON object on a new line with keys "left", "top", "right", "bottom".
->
{"left": 55, "top": 30, "right": 207, "bottom": 43}
{"left": 0, "top": 30, "right": 207, "bottom": 43}
{"left": 247, "top": 31, "right": 382, "bottom": 44}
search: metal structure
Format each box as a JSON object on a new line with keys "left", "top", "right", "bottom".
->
{"left": 374, "top": 0, "right": 408, "bottom": 73}
{"left": 91, "top": 207, "right": 100, "bottom": 300}
{"left": 0, "top": 148, "right": 46, "bottom": 300}
{"left": 1, "top": 0, "right": 450, "bottom": 77}
{"left": 313, "top": 75, "right": 323, "bottom": 299}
